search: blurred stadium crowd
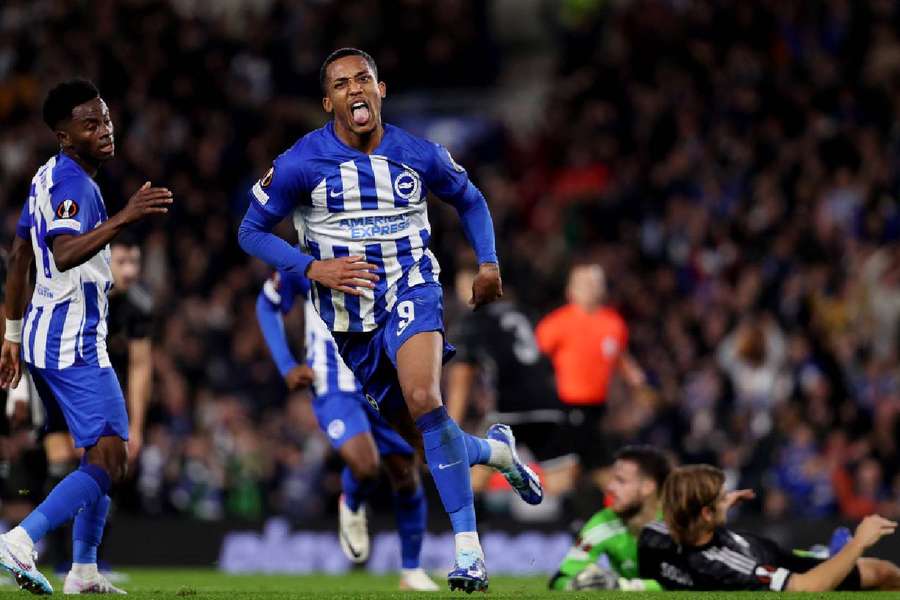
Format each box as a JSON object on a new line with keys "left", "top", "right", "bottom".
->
{"left": 2, "top": 0, "right": 900, "bottom": 525}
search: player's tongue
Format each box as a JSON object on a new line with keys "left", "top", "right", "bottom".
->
{"left": 351, "top": 103, "right": 370, "bottom": 125}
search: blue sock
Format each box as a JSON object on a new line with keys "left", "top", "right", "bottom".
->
{"left": 73, "top": 494, "right": 110, "bottom": 564}
{"left": 394, "top": 486, "right": 426, "bottom": 569}
{"left": 20, "top": 464, "right": 110, "bottom": 544}
{"left": 341, "top": 466, "right": 376, "bottom": 512}
{"left": 463, "top": 434, "right": 491, "bottom": 466}
{"left": 415, "top": 407, "right": 476, "bottom": 533}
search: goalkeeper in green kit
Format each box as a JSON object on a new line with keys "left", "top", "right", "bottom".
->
{"left": 550, "top": 446, "right": 670, "bottom": 591}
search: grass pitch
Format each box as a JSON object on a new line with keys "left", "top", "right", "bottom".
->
{"left": 0, "top": 569, "right": 892, "bottom": 598}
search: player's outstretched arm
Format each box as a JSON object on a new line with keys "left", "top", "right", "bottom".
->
{"left": 52, "top": 182, "right": 172, "bottom": 271}
{"left": 787, "top": 514, "right": 897, "bottom": 592}
{"left": 1, "top": 236, "right": 34, "bottom": 388}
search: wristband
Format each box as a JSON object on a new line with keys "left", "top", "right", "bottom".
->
{"left": 4, "top": 319, "right": 23, "bottom": 343}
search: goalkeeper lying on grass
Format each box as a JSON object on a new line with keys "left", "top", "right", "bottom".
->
{"left": 549, "top": 446, "right": 669, "bottom": 591}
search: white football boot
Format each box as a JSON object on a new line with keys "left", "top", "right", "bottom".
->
{"left": 399, "top": 567, "right": 440, "bottom": 591}
{"left": 64, "top": 564, "right": 127, "bottom": 594}
{"left": 338, "top": 494, "right": 370, "bottom": 563}
{"left": 0, "top": 528, "right": 52, "bottom": 595}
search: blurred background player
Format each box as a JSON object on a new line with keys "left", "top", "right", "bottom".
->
{"left": 0, "top": 79, "right": 172, "bottom": 595}
{"left": 255, "top": 268, "right": 438, "bottom": 591}
{"left": 640, "top": 465, "right": 900, "bottom": 591}
{"left": 238, "top": 48, "right": 543, "bottom": 593}
{"left": 536, "top": 264, "right": 646, "bottom": 488}
{"left": 549, "top": 446, "right": 668, "bottom": 592}
{"left": 446, "top": 261, "right": 576, "bottom": 498}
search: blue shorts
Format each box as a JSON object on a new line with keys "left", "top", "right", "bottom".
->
{"left": 313, "top": 391, "right": 413, "bottom": 456}
{"left": 27, "top": 364, "right": 129, "bottom": 449}
{"left": 333, "top": 283, "right": 455, "bottom": 414}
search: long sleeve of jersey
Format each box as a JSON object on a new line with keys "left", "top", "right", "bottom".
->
{"left": 425, "top": 143, "right": 498, "bottom": 265}
{"left": 255, "top": 286, "right": 299, "bottom": 377}
{"left": 551, "top": 511, "right": 665, "bottom": 591}
{"left": 239, "top": 203, "right": 314, "bottom": 276}
{"left": 550, "top": 518, "right": 606, "bottom": 589}
{"left": 444, "top": 180, "right": 498, "bottom": 265}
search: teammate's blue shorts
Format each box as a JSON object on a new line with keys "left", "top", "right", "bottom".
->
{"left": 313, "top": 391, "right": 413, "bottom": 456}
{"left": 333, "top": 283, "right": 455, "bottom": 414}
{"left": 27, "top": 364, "right": 129, "bottom": 448}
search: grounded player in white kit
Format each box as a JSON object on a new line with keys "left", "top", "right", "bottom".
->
{"left": 239, "top": 48, "right": 543, "bottom": 592}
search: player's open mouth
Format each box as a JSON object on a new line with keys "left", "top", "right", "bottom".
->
{"left": 351, "top": 101, "right": 370, "bottom": 126}
{"left": 99, "top": 139, "right": 114, "bottom": 153}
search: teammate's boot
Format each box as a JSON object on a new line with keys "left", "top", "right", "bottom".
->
{"left": 486, "top": 424, "right": 543, "bottom": 505}
{"left": 447, "top": 549, "right": 488, "bottom": 593}
{"left": 0, "top": 530, "right": 53, "bottom": 595}
{"left": 399, "top": 567, "right": 440, "bottom": 591}
{"left": 63, "top": 566, "right": 127, "bottom": 594}
{"left": 338, "top": 494, "right": 370, "bottom": 563}
{"left": 828, "top": 526, "right": 852, "bottom": 557}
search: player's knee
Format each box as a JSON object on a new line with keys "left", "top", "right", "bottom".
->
{"left": 87, "top": 437, "right": 128, "bottom": 484}
{"left": 349, "top": 454, "right": 381, "bottom": 482}
{"left": 403, "top": 385, "right": 440, "bottom": 418}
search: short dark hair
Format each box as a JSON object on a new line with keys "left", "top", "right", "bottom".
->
{"left": 614, "top": 445, "right": 672, "bottom": 491}
{"left": 319, "top": 48, "right": 378, "bottom": 93}
{"left": 111, "top": 230, "right": 140, "bottom": 249}
{"left": 42, "top": 79, "right": 100, "bottom": 130}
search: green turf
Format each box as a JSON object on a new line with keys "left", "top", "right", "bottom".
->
{"left": 0, "top": 569, "right": 893, "bottom": 598}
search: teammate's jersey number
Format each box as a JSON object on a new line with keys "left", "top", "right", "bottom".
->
{"left": 499, "top": 310, "right": 540, "bottom": 365}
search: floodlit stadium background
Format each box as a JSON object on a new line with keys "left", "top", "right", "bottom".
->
{"left": 2, "top": 0, "right": 900, "bottom": 571}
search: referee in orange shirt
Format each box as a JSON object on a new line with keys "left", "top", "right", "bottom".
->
{"left": 536, "top": 263, "right": 645, "bottom": 474}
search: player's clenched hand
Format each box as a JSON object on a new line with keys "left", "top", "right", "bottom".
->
{"left": 307, "top": 256, "right": 379, "bottom": 296}
{"left": 285, "top": 364, "right": 315, "bottom": 391}
{"left": 118, "top": 181, "right": 173, "bottom": 225}
{"left": 469, "top": 262, "right": 502, "bottom": 309}
{"left": 0, "top": 341, "right": 22, "bottom": 389}
{"left": 852, "top": 514, "right": 897, "bottom": 549}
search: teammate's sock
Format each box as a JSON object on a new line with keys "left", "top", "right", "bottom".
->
{"left": 486, "top": 439, "right": 513, "bottom": 470}
{"left": 462, "top": 434, "right": 491, "bottom": 466}
{"left": 45, "top": 460, "right": 78, "bottom": 571}
{"left": 341, "top": 466, "right": 376, "bottom": 512}
{"left": 454, "top": 531, "right": 483, "bottom": 558}
{"left": 393, "top": 486, "right": 426, "bottom": 569}
{"left": 415, "top": 407, "right": 476, "bottom": 533}
{"left": 69, "top": 563, "right": 99, "bottom": 578}
{"left": 462, "top": 434, "right": 513, "bottom": 470}
{"left": 73, "top": 494, "right": 110, "bottom": 565}
{"left": 19, "top": 464, "right": 110, "bottom": 543}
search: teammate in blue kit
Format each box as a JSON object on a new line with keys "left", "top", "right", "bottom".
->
{"left": 0, "top": 80, "right": 172, "bottom": 594}
{"left": 256, "top": 269, "right": 439, "bottom": 591}
{"left": 239, "top": 48, "right": 543, "bottom": 592}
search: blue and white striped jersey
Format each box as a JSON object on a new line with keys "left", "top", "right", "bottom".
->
{"left": 16, "top": 153, "right": 114, "bottom": 369}
{"left": 261, "top": 270, "right": 361, "bottom": 396}
{"left": 251, "top": 122, "right": 471, "bottom": 333}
